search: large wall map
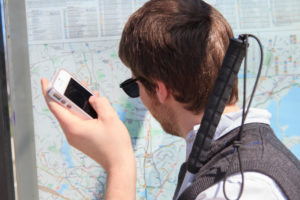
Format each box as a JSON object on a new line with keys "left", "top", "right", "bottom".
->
{"left": 26, "top": 0, "right": 300, "bottom": 199}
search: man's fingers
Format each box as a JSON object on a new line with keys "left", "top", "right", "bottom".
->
{"left": 41, "top": 78, "right": 58, "bottom": 107}
{"left": 40, "top": 78, "right": 81, "bottom": 125}
{"left": 41, "top": 78, "right": 50, "bottom": 101}
{"left": 93, "top": 90, "right": 100, "bottom": 97}
{"left": 81, "top": 81, "right": 88, "bottom": 87}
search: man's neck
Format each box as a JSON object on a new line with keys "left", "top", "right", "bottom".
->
{"left": 176, "top": 104, "right": 240, "bottom": 138}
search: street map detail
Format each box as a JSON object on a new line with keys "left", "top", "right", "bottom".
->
{"left": 26, "top": 0, "right": 300, "bottom": 199}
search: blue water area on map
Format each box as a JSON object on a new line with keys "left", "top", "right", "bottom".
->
{"left": 268, "top": 101, "right": 282, "bottom": 140}
{"left": 57, "top": 184, "right": 70, "bottom": 194}
{"left": 267, "top": 86, "right": 300, "bottom": 159}
{"left": 112, "top": 104, "right": 127, "bottom": 122}
{"left": 61, "top": 140, "right": 75, "bottom": 168}
{"left": 291, "top": 144, "right": 300, "bottom": 160}
{"left": 139, "top": 190, "right": 147, "bottom": 199}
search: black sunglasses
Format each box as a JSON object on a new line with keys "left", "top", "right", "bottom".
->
{"left": 120, "top": 78, "right": 139, "bottom": 98}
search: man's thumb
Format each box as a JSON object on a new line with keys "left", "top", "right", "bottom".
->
{"left": 89, "top": 96, "right": 118, "bottom": 121}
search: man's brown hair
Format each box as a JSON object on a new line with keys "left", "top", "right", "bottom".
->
{"left": 119, "top": 0, "right": 238, "bottom": 113}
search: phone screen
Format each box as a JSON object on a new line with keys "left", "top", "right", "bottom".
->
{"left": 64, "top": 78, "right": 97, "bottom": 119}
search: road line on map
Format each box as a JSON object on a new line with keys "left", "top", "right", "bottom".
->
{"left": 39, "top": 185, "right": 70, "bottom": 200}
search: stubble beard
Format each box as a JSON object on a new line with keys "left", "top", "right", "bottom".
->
{"left": 148, "top": 96, "right": 181, "bottom": 137}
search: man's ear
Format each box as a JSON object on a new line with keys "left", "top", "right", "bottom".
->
{"left": 155, "top": 81, "right": 170, "bottom": 103}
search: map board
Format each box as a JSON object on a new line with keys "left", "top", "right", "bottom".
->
{"left": 18, "top": 0, "right": 300, "bottom": 199}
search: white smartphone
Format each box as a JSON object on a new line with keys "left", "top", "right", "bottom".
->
{"left": 47, "top": 69, "right": 97, "bottom": 119}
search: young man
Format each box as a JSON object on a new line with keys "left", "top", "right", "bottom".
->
{"left": 41, "top": 0, "right": 300, "bottom": 199}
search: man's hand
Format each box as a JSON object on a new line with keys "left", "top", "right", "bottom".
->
{"left": 41, "top": 78, "right": 136, "bottom": 200}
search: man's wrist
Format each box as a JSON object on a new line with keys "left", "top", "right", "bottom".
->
{"left": 105, "top": 157, "right": 136, "bottom": 200}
